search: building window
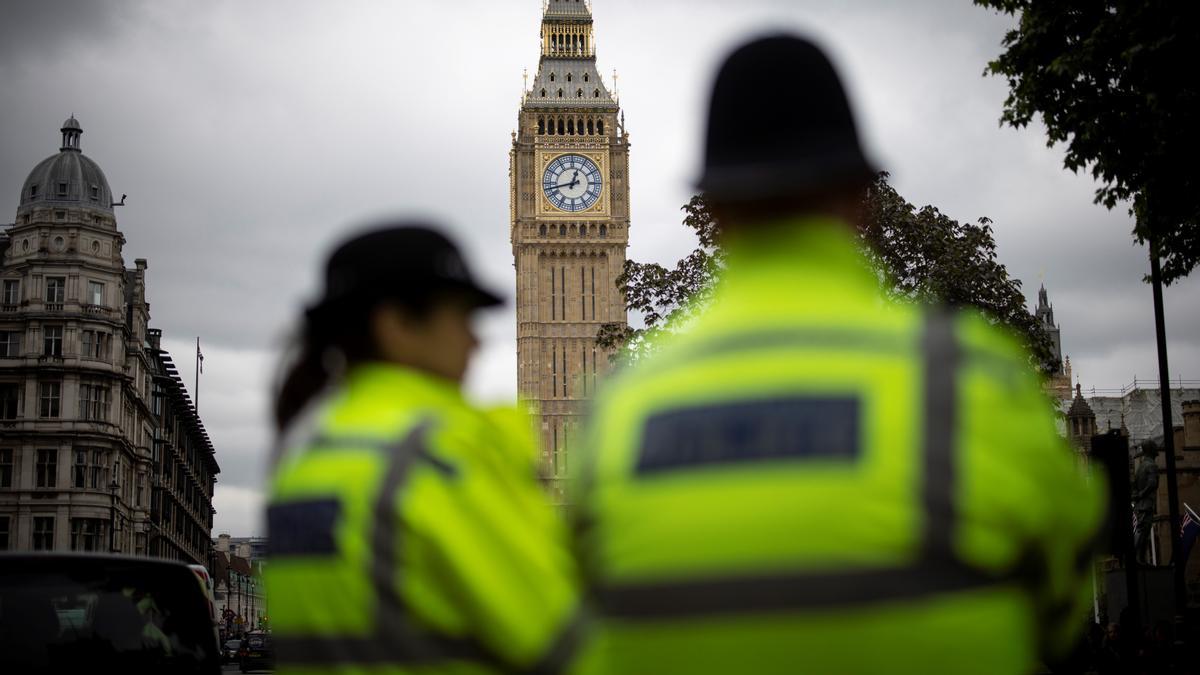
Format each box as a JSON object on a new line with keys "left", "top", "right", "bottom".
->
{"left": 0, "top": 449, "right": 12, "bottom": 488}
{"left": 33, "top": 516, "right": 54, "bottom": 551}
{"left": 2, "top": 280, "right": 18, "bottom": 305}
{"left": 0, "top": 331, "right": 20, "bottom": 357}
{"left": 0, "top": 516, "right": 9, "bottom": 550}
{"left": 45, "top": 277, "right": 65, "bottom": 304}
{"left": 74, "top": 449, "right": 87, "bottom": 488}
{"left": 90, "top": 185, "right": 99, "bottom": 201}
{"left": 36, "top": 449, "right": 57, "bottom": 488}
{"left": 92, "top": 449, "right": 106, "bottom": 489}
{"left": 39, "top": 382, "right": 61, "bottom": 418}
{"left": 55, "top": 211, "right": 66, "bottom": 221}
{"left": 71, "top": 518, "right": 104, "bottom": 551}
{"left": 43, "top": 325, "right": 63, "bottom": 357}
{"left": 0, "top": 384, "right": 17, "bottom": 420}
{"left": 57, "top": 182, "right": 68, "bottom": 197}
{"left": 82, "top": 329, "right": 111, "bottom": 360}
{"left": 29, "top": 184, "right": 38, "bottom": 199}
{"left": 88, "top": 281, "right": 104, "bottom": 306}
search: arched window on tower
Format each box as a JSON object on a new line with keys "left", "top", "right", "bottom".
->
{"left": 599, "top": 224, "right": 607, "bottom": 238}
{"left": 540, "top": 88, "right": 546, "bottom": 97}
{"left": 557, "top": 118, "right": 565, "bottom": 134}
{"left": 558, "top": 89, "right": 564, "bottom": 98}
{"left": 539, "top": 224, "right": 547, "bottom": 236}
{"left": 587, "top": 119, "right": 594, "bottom": 135}
{"left": 559, "top": 225, "right": 567, "bottom": 236}
{"left": 597, "top": 119, "right": 605, "bottom": 135}
{"left": 567, "top": 118, "right": 575, "bottom": 135}
{"left": 550, "top": 72, "right": 556, "bottom": 82}
{"left": 584, "top": 73, "right": 590, "bottom": 83}
{"left": 567, "top": 73, "right": 572, "bottom": 83}
{"left": 538, "top": 117, "right": 545, "bottom": 134}
{"left": 576, "top": 88, "right": 584, "bottom": 98}
{"left": 594, "top": 89, "right": 600, "bottom": 98}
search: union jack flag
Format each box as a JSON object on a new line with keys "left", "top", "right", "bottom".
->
{"left": 1177, "top": 504, "right": 1200, "bottom": 566}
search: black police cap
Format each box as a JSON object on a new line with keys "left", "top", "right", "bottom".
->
{"left": 309, "top": 223, "right": 503, "bottom": 320}
{"left": 696, "top": 34, "right": 879, "bottom": 201}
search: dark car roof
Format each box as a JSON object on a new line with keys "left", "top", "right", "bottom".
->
{"left": 0, "top": 552, "right": 199, "bottom": 571}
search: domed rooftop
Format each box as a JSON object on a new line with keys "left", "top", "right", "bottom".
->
{"left": 18, "top": 116, "right": 114, "bottom": 214}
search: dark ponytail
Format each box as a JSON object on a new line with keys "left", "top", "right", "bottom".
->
{"left": 273, "top": 301, "right": 377, "bottom": 434}
{"left": 273, "top": 292, "right": 439, "bottom": 435}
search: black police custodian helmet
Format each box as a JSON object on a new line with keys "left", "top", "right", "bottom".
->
{"left": 696, "top": 34, "right": 879, "bottom": 201}
{"left": 307, "top": 223, "right": 503, "bottom": 323}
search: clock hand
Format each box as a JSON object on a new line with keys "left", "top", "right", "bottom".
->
{"left": 552, "top": 178, "right": 582, "bottom": 189}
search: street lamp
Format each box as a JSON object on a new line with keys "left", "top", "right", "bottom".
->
{"left": 108, "top": 478, "right": 119, "bottom": 553}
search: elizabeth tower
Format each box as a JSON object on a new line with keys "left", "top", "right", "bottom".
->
{"left": 510, "top": 0, "right": 629, "bottom": 498}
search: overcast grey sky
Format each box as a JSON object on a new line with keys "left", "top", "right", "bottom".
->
{"left": 2, "top": 0, "right": 1196, "bottom": 537}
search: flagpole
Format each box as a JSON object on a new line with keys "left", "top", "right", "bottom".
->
{"left": 1185, "top": 503, "right": 1200, "bottom": 522}
{"left": 195, "top": 336, "right": 201, "bottom": 414}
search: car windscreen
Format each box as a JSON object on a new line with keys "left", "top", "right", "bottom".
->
{"left": 247, "top": 635, "right": 268, "bottom": 649}
{"left": 0, "top": 561, "right": 219, "bottom": 674}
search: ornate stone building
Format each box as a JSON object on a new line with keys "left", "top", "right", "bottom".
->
{"left": 0, "top": 117, "right": 218, "bottom": 563}
{"left": 510, "top": 0, "right": 629, "bottom": 498}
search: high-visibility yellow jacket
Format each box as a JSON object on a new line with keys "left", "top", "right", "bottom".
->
{"left": 569, "top": 218, "right": 1105, "bottom": 675}
{"left": 265, "top": 364, "right": 580, "bottom": 674}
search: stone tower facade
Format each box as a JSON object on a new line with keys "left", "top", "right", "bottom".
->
{"left": 510, "top": 0, "right": 629, "bottom": 499}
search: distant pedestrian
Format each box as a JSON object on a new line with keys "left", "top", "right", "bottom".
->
{"left": 567, "top": 34, "right": 1106, "bottom": 674}
{"left": 264, "top": 223, "right": 579, "bottom": 674}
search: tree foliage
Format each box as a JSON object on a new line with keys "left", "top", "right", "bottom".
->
{"left": 976, "top": 0, "right": 1200, "bottom": 284}
{"left": 598, "top": 174, "right": 1056, "bottom": 372}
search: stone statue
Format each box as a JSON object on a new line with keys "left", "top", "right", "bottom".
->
{"left": 1132, "top": 440, "right": 1160, "bottom": 564}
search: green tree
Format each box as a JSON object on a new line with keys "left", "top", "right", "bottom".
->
{"left": 598, "top": 174, "right": 1055, "bottom": 371}
{"left": 975, "top": 0, "right": 1199, "bottom": 284}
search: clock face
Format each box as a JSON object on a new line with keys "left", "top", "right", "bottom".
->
{"left": 543, "top": 154, "right": 603, "bottom": 212}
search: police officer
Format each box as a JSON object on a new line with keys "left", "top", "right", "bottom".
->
{"left": 264, "top": 224, "right": 579, "bottom": 674}
{"left": 569, "top": 36, "right": 1105, "bottom": 674}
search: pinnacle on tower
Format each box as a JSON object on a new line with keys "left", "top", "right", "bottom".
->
{"left": 60, "top": 114, "right": 82, "bottom": 151}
